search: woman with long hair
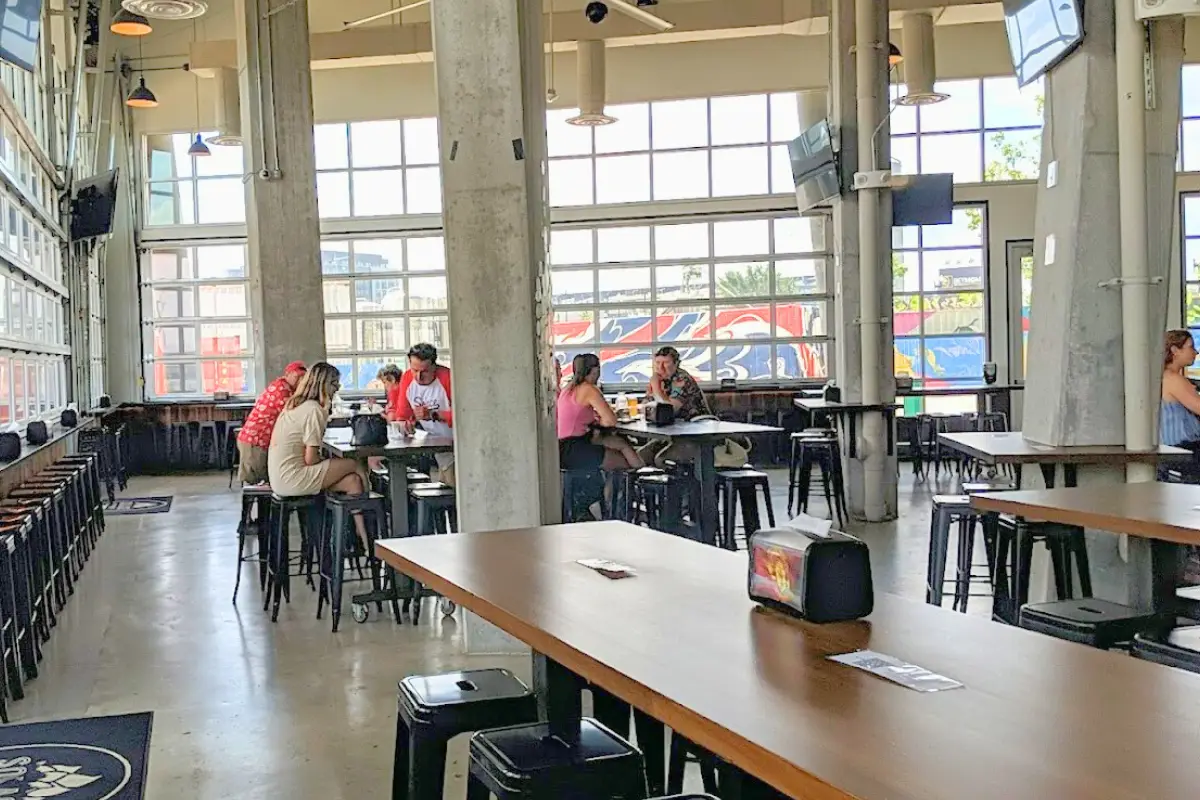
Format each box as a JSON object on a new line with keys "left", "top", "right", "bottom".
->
{"left": 557, "top": 353, "right": 643, "bottom": 471}
{"left": 1161, "top": 329, "right": 1200, "bottom": 450}
{"left": 268, "top": 362, "right": 367, "bottom": 497}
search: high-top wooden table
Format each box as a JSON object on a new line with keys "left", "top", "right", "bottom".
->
{"left": 793, "top": 397, "right": 900, "bottom": 458}
{"left": 938, "top": 431, "right": 1192, "bottom": 487}
{"left": 612, "top": 419, "right": 780, "bottom": 546}
{"left": 376, "top": 522, "right": 1200, "bottom": 800}
{"left": 973, "top": 482, "right": 1200, "bottom": 613}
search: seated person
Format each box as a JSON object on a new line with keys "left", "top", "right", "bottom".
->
{"left": 378, "top": 363, "right": 404, "bottom": 420}
{"left": 1161, "top": 329, "right": 1200, "bottom": 452}
{"left": 557, "top": 353, "right": 643, "bottom": 472}
{"left": 641, "top": 346, "right": 712, "bottom": 465}
{"left": 236, "top": 360, "right": 306, "bottom": 484}
{"left": 267, "top": 362, "right": 370, "bottom": 543}
{"left": 392, "top": 343, "right": 456, "bottom": 486}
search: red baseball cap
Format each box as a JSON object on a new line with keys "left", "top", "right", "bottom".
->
{"left": 284, "top": 361, "right": 307, "bottom": 374}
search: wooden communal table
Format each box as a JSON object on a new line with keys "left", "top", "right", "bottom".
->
{"left": 793, "top": 397, "right": 900, "bottom": 458}
{"left": 612, "top": 419, "right": 780, "bottom": 546}
{"left": 973, "top": 482, "right": 1200, "bottom": 614}
{"left": 376, "top": 522, "right": 1200, "bottom": 800}
{"left": 938, "top": 431, "right": 1192, "bottom": 488}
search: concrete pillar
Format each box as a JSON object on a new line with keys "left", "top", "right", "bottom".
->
{"left": 1024, "top": 0, "right": 1182, "bottom": 604}
{"left": 431, "top": 0, "right": 558, "bottom": 650}
{"left": 234, "top": 0, "right": 325, "bottom": 384}
{"left": 829, "top": 0, "right": 897, "bottom": 521}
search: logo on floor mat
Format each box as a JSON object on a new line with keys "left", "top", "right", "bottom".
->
{"left": 0, "top": 744, "right": 131, "bottom": 798}
{"left": 102, "top": 497, "right": 172, "bottom": 516}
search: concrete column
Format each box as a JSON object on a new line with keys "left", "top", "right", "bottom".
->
{"left": 1024, "top": 0, "right": 1182, "bottom": 604}
{"left": 829, "top": 0, "right": 897, "bottom": 521}
{"left": 234, "top": 0, "right": 325, "bottom": 384}
{"left": 431, "top": 0, "right": 558, "bottom": 649}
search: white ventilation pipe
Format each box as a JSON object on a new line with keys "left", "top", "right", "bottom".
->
{"left": 1115, "top": 0, "right": 1154, "bottom": 477}
{"left": 207, "top": 67, "right": 243, "bottom": 146}
{"left": 568, "top": 40, "right": 615, "bottom": 126}
{"left": 899, "top": 11, "right": 946, "bottom": 106}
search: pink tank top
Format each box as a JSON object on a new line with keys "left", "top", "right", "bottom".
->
{"left": 557, "top": 387, "right": 596, "bottom": 439}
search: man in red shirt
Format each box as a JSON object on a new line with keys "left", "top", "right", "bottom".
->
{"left": 237, "top": 361, "right": 306, "bottom": 484}
{"left": 389, "top": 343, "right": 455, "bottom": 484}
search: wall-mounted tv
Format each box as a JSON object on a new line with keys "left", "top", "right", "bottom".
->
{"left": 0, "top": 0, "right": 42, "bottom": 73}
{"left": 788, "top": 120, "right": 839, "bottom": 213}
{"left": 892, "top": 173, "right": 954, "bottom": 227}
{"left": 70, "top": 169, "right": 120, "bottom": 242}
{"left": 1002, "top": 0, "right": 1084, "bottom": 87}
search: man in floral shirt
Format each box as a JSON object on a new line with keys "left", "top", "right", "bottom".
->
{"left": 237, "top": 361, "right": 306, "bottom": 484}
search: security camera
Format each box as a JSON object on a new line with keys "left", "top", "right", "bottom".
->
{"left": 585, "top": 1, "right": 608, "bottom": 23}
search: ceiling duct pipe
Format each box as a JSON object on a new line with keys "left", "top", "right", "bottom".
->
{"left": 206, "top": 67, "right": 242, "bottom": 146}
{"left": 898, "top": 11, "right": 948, "bottom": 106}
{"left": 568, "top": 40, "right": 616, "bottom": 126}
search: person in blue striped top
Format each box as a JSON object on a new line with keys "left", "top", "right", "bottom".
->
{"left": 1161, "top": 329, "right": 1200, "bottom": 451}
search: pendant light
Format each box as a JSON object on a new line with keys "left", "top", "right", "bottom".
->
{"left": 185, "top": 21, "right": 210, "bottom": 156}
{"left": 125, "top": 39, "right": 159, "bottom": 108}
{"left": 110, "top": 8, "right": 152, "bottom": 36}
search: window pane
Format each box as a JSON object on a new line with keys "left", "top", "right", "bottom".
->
{"left": 774, "top": 216, "right": 825, "bottom": 253}
{"left": 324, "top": 279, "right": 351, "bottom": 314}
{"left": 317, "top": 172, "right": 351, "bottom": 218}
{"left": 403, "top": 117, "right": 440, "bottom": 165}
{"left": 1183, "top": 120, "right": 1200, "bottom": 172}
{"left": 922, "top": 293, "right": 985, "bottom": 334}
{"left": 600, "top": 347, "right": 654, "bottom": 384}
{"left": 551, "top": 229, "right": 594, "bottom": 265}
{"left": 982, "top": 76, "right": 1043, "bottom": 129}
{"left": 350, "top": 120, "right": 402, "bottom": 168}
{"left": 655, "top": 306, "right": 711, "bottom": 341}
{"left": 147, "top": 136, "right": 193, "bottom": 180}
{"left": 776, "top": 259, "right": 827, "bottom": 295}
{"left": 1184, "top": 66, "right": 1200, "bottom": 118}
{"left": 923, "top": 249, "right": 984, "bottom": 291}
{"left": 597, "top": 226, "right": 650, "bottom": 263}
{"left": 326, "top": 319, "right": 353, "bottom": 352}
{"left": 196, "top": 179, "right": 245, "bottom": 224}
{"left": 600, "top": 307, "right": 653, "bottom": 344}
{"left": 549, "top": 158, "right": 595, "bottom": 207}
{"left": 770, "top": 144, "right": 795, "bottom": 194}
{"left": 890, "top": 136, "right": 918, "bottom": 175}
{"left": 410, "top": 315, "right": 450, "bottom": 349}
{"left": 352, "top": 169, "right": 405, "bottom": 216}
{"left": 984, "top": 129, "right": 1040, "bottom": 181}
{"left": 150, "top": 249, "right": 191, "bottom": 281}
{"left": 923, "top": 335, "right": 986, "bottom": 379}
{"left": 770, "top": 92, "right": 802, "bottom": 142}
{"left": 715, "top": 262, "right": 770, "bottom": 298}
{"left": 409, "top": 276, "right": 448, "bottom": 310}
{"left": 654, "top": 223, "right": 709, "bottom": 260}
{"left": 330, "top": 358, "right": 353, "bottom": 388}
{"left": 652, "top": 151, "right": 709, "bottom": 200}
{"left": 1186, "top": 238, "right": 1200, "bottom": 282}
{"left": 652, "top": 99, "right": 708, "bottom": 150}
{"left": 547, "top": 108, "right": 592, "bottom": 157}
{"left": 357, "top": 318, "right": 407, "bottom": 351}
{"left": 354, "top": 239, "right": 404, "bottom": 273}
{"left": 710, "top": 95, "right": 768, "bottom": 146}
{"left": 152, "top": 287, "right": 194, "bottom": 319}
{"left": 922, "top": 207, "right": 984, "bottom": 248}
{"left": 195, "top": 245, "right": 246, "bottom": 279}
{"left": 778, "top": 342, "right": 829, "bottom": 379}
{"left": 714, "top": 304, "right": 771, "bottom": 341}
{"left": 595, "top": 154, "right": 650, "bottom": 204}
{"left": 355, "top": 278, "right": 405, "bottom": 311}
{"left": 405, "top": 167, "right": 442, "bottom": 214}
{"left": 656, "top": 264, "right": 711, "bottom": 301}
{"left": 715, "top": 341, "right": 772, "bottom": 380}
{"left": 407, "top": 237, "right": 446, "bottom": 272}
{"left": 321, "top": 241, "right": 351, "bottom": 275}
{"left": 200, "top": 322, "right": 251, "bottom": 355}
{"left": 314, "top": 123, "right": 349, "bottom": 170}
{"left": 147, "top": 182, "right": 195, "bottom": 225}
{"left": 711, "top": 146, "right": 770, "bottom": 197}
{"left": 553, "top": 310, "right": 596, "bottom": 345}
{"left": 195, "top": 137, "right": 243, "bottom": 177}
{"left": 153, "top": 326, "right": 198, "bottom": 356}
{"left": 598, "top": 267, "right": 651, "bottom": 303}
{"left": 776, "top": 300, "right": 828, "bottom": 338}
{"left": 552, "top": 270, "right": 594, "bottom": 304}
{"left": 919, "top": 133, "right": 982, "bottom": 183}
{"left": 202, "top": 360, "right": 254, "bottom": 395}
{"left": 919, "top": 80, "right": 981, "bottom": 132}
{"left": 595, "top": 103, "right": 649, "bottom": 154}
{"left": 199, "top": 284, "right": 246, "bottom": 317}
{"left": 714, "top": 219, "right": 770, "bottom": 257}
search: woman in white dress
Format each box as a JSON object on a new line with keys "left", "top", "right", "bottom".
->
{"left": 268, "top": 362, "right": 365, "bottom": 497}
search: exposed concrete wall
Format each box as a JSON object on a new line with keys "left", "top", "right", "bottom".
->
{"left": 104, "top": 94, "right": 143, "bottom": 404}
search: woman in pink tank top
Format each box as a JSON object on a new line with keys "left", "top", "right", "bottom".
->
{"left": 557, "top": 353, "right": 643, "bottom": 472}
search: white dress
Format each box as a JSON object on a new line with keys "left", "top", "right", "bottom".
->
{"left": 267, "top": 400, "right": 331, "bottom": 496}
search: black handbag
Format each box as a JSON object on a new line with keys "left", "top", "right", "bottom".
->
{"left": 26, "top": 421, "right": 49, "bottom": 446}
{"left": 61, "top": 409, "right": 78, "bottom": 428}
{"left": 350, "top": 414, "right": 389, "bottom": 446}
{"left": 0, "top": 432, "right": 20, "bottom": 462}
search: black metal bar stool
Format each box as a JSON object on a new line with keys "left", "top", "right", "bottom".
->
{"left": 7, "top": 487, "right": 73, "bottom": 605}
{"left": 465, "top": 717, "right": 647, "bottom": 800}
{"left": 263, "top": 493, "right": 322, "bottom": 622}
{"left": 666, "top": 734, "right": 719, "bottom": 795}
{"left": 991, "top": 519, "right": 1093, "bottom": 623}
{"left": 561, "top": 468, "right": 604, "bottom": 523}
{"left": 24, "top": 474, "right": 85, "bottom": 577}
{"left": 0, "top": 502, "right": 56, "bottom": 633}
{"left": 318, "top": 491, "right": 388, "bottom": 632}
{"left": 636, "top": 472, "right": 687, "bottom": 533}
{"left": 0, "top": 517, "right": 41, "bottom": 679}
{"left": 1132, "top": 625, "right": 1200, "bottom": 672}
{"left": 392, "top": 668, "right": 538, "bottom": 800}
{"left": 715, "top": 468, "right": 775, "bottom": 551}
{"left": 233, "top": 484, "right": 273, "bottom": 604}
{"left": 1018, "top": 599, "right": 1158, "bottom": 649}
{"left": 226, "top": 424, "right": 243, "bottom": 488}
{"left": 790, "top": 433, "right": 846, "bottom": 527}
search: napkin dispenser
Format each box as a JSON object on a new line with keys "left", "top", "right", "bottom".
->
{"left": 747, "top": 526, "right": 873, "bottom": 623}
{"left": 822, "top": 382, "right": 841, "bottom": 403}
{"left": 648, "top": 401, "right": 675, "bottom": 426}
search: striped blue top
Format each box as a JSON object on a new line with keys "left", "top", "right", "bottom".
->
{"left": 1160, "top": 400, "right": 1200, "bottom": 447}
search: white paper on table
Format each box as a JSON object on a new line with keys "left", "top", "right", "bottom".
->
{"left": 782, "top": 512, "right": 834, "bottom": 538}
{"left": 829, "top": 650, "right": 964, "bottom": 693}
{"left": 1175, "top": 585, "right": 1200, "bottom": 602}
{"left": 1167, "top": 626, "right": 1200, "bottom": 651}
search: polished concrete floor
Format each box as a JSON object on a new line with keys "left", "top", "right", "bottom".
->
{"left": 10, "top": 467, "right": 965, "bottom": 798}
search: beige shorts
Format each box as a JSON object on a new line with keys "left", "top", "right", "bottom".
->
{"left": 237, "top": 441, "right": 269, "bottom": 485}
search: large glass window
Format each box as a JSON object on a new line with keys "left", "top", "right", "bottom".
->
{"left": 1181, "top": 194, "right": 1200, "bottom": 371}
{"left": 891, "top": 77, "right": 1043, "bottom": 182}
{"left": 547, "top": 93, "right": 801, "bottom": 206}
{"left": 892, "top": 205, "right": 989, "bottom": 385}
{"left": 141, "top": 244, "right": 255, "bottom": 397}
{"left": 551, "top": 214, "right": 831, "bottom": 384}
{"left": 145, "top": 132, "right": 246, "bottom": 226}
{"left": 314, "top": 119, "right": 442, "bottom": 219}
{"left": 321, "top": 235, "right": 449, "bottom": 390}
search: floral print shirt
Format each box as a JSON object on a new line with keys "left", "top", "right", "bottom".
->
{"left": 646, "top": 368, "right": 710, "bottom": 421}
{"left": 236, "top": 377, "right": 293, "bottom": 449}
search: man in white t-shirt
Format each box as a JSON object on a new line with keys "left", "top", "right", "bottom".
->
{"left": 391, "top": 343, "right": 455, "bottom": 484}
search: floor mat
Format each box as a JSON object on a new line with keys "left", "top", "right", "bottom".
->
{"left": 103, "top": 496, "right": 173, "bottom": 515}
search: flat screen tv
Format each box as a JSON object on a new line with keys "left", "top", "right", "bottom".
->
{"left": 892, "top": 173, "right": 954, "bottom": 226}
{"left": 0, "top": 0, "right": 41, "bottom": 73}
{"left": 788, "top": 120, "right": 839, "bottom": 213}
{"left": 1002, "top": 0, "right": 1084, "bottom": 87}
{"left": 70, "top": 169, "right": 119, "bottom": 242}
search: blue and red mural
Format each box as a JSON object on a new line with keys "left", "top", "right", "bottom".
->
{"left": 892, "top": 309, "right": 987, "bottom": 383}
